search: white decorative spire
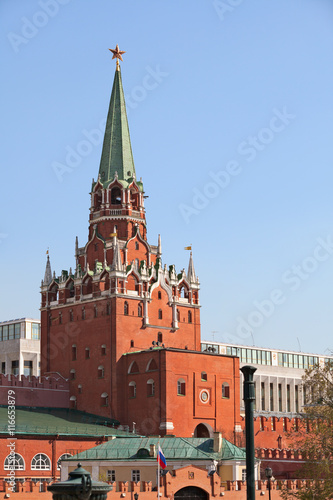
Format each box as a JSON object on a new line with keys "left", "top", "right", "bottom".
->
{"left": 157, "top": 234, "right": 162, "bottom": 257}
{"left": 187, "top": 252, "right": 196, "bottom": 283}
{"left": 44, "top": 254, "right": 52, "bottom": 286}
{"left": 112, "top": 237, "right": 123, "bottom": 271}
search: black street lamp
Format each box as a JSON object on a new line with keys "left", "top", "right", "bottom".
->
{"left": 134, "top": 493, "right": 139, "bottom": 500}
{"left": 240, "top": 365, "right": 257, "bottom": 500}
{"left": 265, "top": 467, "right": 273, "bottom": 500}
{"left": 48, "top": 463, "right": 112, "bottom": 500}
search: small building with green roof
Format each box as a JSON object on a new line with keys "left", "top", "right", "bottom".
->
{"left": 61, "top": 433, "right": 259, "bottom": 487}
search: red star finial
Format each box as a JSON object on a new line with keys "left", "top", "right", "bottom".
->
{"left": 109, "top": 44, "right": 126, "bottom": 62}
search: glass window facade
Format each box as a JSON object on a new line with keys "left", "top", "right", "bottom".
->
{"left": 32, "top": 323, "right": 40, "bottom": 340}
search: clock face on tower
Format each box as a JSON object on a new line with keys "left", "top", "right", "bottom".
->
{"left": 200, "top": 390, "right": 209, "bottom": 403}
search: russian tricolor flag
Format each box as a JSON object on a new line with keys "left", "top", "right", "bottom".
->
{"left": 157, "top": 445, "right": 167, "bottom": 469}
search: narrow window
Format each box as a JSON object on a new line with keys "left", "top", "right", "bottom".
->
{"left": 82, "top": 307, "right": 85, "bottom": 320}
{"left": 124, "top": 301, "right": 129, "bottom": 316}
{"left": 222, "top": 382, "right": 230, "bottom": 399}
{"left": 94, "top": 306, "right": 98, "bottom": 318}
{"left": 287, "top": 384, "right": 291, "bottom": 412}
{"left": 135, "top": 242, "right": 139, "bottom": 250}
{"left": 71, "top": 345, "right": 77, "bottom": 361}
{"left": 271, "top": 417, "right": 276, "bottom": 431}
{"left": 130, "top": 340, "right": 134, "bottom": 348}
{"left": 85, "top": 348, "right": 90, "bottom": 360}
{"left": 158, "top": 332, "right": 163, "bottom": 343}
{"left": 278, "top": 383, "right": 282, "bottom": 411}
{"left": 188, "top": 311, "right": 192, "bottom": 323}
{"left": 69, "top": 309, "right": 73, "bottom": 322}
{"left": 158, "top": 309, "right": 162, "bottom": 319}
{"left": 270, "top": 383, "right": 274, "bottom": 411}
{"left": 177, "top": 378, "right": 186, "bottom": 396}
{"left": 295, "top": 385, "right": 299, "bottom": 413}
{"left": 101, "top": 344, "right": 106, "bottom": 356}
{"left": 78, "top": 385, "right": 82, "bottom": 394}
{"left": 201, "top": 372, "right": 207, "bottom": 382}
{"left": 101, "top": 393, "right": 108, "bottom": 406}
{"left": 147, "top": 379, "right": 155, "bottom": 397}
{"left": 261, "top": 382, "right": 265, "bottom": 411}
{"left": 70, "top": 369, "right": 76, "bottom": 380}
{"left": 129, "top": 381, "right": 136, "bottom": 398}
{"left": 106, "top": 303, "right": 111, "bottom": 315}
{"left": 158, "top": 291, "right": 162, "bottom": 299}
{"left": 138, "top": 303, "right": 143, "bottom": 317}
{"left": 59, "top": 312, "right": 62, "bottom": 325}
{"left": 98, "top": 366, "right": 104, "bottom": 378}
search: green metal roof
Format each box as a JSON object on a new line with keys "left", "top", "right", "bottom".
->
{"left": 0, "top": 407, "right": 136, "bottom": 438}
{"left": 66, "top": 437, "right": 246, "bottom": 462}
{"left": 97, "top": 66, "right": 138, "bottom": 189}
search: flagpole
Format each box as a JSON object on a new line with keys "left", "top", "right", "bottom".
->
{"left": 157, "top": 438, "right": 160, "bottom": 499}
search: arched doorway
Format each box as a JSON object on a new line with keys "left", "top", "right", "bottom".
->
{"left": 175, "top": 487, "right": 208, "bottom": 500}
{"left": 193, "top": 423, "right": 213, "bottom": 438}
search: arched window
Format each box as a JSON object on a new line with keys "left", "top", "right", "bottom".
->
{"left": 72, "top": 344, "right": 77, "bottom": 361}
{"left": 49, "top": 283, "right": 59, "bottom": 302}
{"left": 111, "top": 187, "right": 121, "bottom": 205}
{"left": 222, "top": 382, "right": 230, "bottom": 399}
{"left": 188, "top": 311, "right": 192, "bottom": 323}
{"left": 69, "top": 309, "right": 73, "bottom": 322}
{"left": 98, "top": 365, "right": 104, "bottom": 378}
{"left": 57, "top": 454, "right": 72, "bottom": 470}
{"left": 67, "top": 280, "right": 75, "bottom": 298}
{"left": 130, "top": 340, "right": 134, "bottom": 348}
{"left": 70, "top": 395, "right": 77, "bottom": 409}
{"left": 101, "top": 392, "right": 109, "bottom": 406}
{"left": 158, "top": 291, "right": 162, "bottom": 300}
{"left": 177, "top": 378, "right": 186, "bottom": 396}
{"left": 85, "top": 347, "right": 90, "bottom": 359}
{"left": 146, "top": 358, "right": 158, "bottom": 372}
{"left": 201, "top": 372, "right": 207, "bottom": 381}
{"left": 82, "top": 277, "right": 92, "bottom": 295}
{"left": 128, "top": 361, "right": 139, "bottom": 374}
{"left": 135, "top": 242, "right": 139, "bottom": 250}
{"left": 101, "top": 344, "right": 106, "bottom": 356}
{"left": 4, "top": 453, "right": 24, "bottom": 470}
{"left": 124, "top": 301, "right": 129, "bottom": 316}
{"left": 158, "top": 309, "right": 162, "bottom": 319}
{"left": 31, "top": 454, "right": 51, "bottom": 470}
{"left": 147, "top": 379, "right": 155, "bottom": 397}
{"left": 129, "top": 381, "right": 136, "bottom": 398}
{"left": 70, "top": 369, "right": 76, "bottom": 380}
{"left": 158, "top": 332, "right": 163, "bottom": 343}
{"left": 138, "top": 303, "right": 143, "bottom": 317}
{"left": 94, "top": 305, "right": 98, "bottom": 318}
{"left": 78, "top": 384, "right": 82, "bottom": 394}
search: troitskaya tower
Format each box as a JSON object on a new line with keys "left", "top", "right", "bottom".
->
{"left": 40, "top": 47, "right": 201, "bottom": 422}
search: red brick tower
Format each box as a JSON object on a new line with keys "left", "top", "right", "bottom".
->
{"left": 40, "top": 55, "right": 201, "bottom": 423}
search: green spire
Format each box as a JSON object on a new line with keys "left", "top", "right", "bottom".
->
{"left": 98, "top": 64, "right": 136, "bottom": 186}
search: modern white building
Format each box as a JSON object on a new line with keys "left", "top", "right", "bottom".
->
{"left": 201, "top": 340, "right": 333, "bottom": 417}
{"left": 0, "top": 318, "right": 41, "bottom": 377}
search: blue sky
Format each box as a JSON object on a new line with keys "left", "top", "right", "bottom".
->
{"left": 1, "top": 0, "right": 333, "bottom": 355}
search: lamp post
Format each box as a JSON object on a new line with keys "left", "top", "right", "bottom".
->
{"left": 240, "top": 365, "right": 257, "bottom": 500}
{"left": 265, "top": 467, "right": 273, "bottom": 500}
